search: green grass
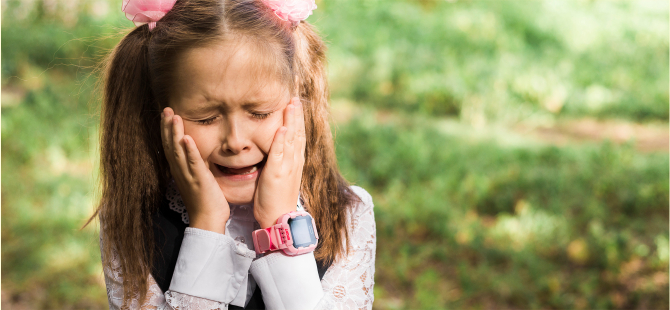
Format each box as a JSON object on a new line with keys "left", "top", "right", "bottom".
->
{"left": 2, "top": 0, "right": 668, "bottom": 309}
{"left": 336, "top": 112, "right": 668, "bottom": 308}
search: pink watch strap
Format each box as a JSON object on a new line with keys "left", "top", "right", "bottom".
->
{"left": 252, "top": 223, "right": 291, "bottom": 254}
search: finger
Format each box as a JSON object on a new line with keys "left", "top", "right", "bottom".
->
{"left": 171, "top": 115, "right": 189, "bottom": 172}
{"left": 162, "top": 108, "right": 181, "bottom": 177}
{"left": 284, "top": 102, "right": 296, "bottom": 147}
{"left": 162, "top": 109, "right": 184, "bottom": 181}
{"left": 294, "top": 98, "right": 306, "bottom": 164}
{"left": 161, "top": 107, "right": 174, "bottom": 160}
{"left": 282, "top": 100, "right": 296, "bottom": 171}
{"left": 182, "top": 135, "right": 207, "bottom": 177}
{"left": 268, "top": 126, "right": 287, "bottom": 168}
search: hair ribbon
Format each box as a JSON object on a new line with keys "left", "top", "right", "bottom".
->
{"left": 122, "top": 0, "right": 177, "bottom": 31}
{"left": 122, "top": 0, "right": 317, "bottom": 30}
{"left": 261, "top": 0, "right": 317, "bottom": 26}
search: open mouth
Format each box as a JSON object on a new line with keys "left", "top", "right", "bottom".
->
{"left": 214, "top": 160, "right": 265, "bottom": 176}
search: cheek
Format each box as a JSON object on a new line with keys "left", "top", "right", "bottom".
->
{"left": 183, "top": 124, "right": 217, "bottom": 161}
{"left": 252, "top": 114, "right": 284, "bottom": 154}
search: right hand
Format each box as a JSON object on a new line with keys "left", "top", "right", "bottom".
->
{"left": 161, "top": 107, "right": 230, "bottom": 234}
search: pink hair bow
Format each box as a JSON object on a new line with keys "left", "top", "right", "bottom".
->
{"left": 261, "top": 0, "right": 317, "bottom": 26}
{"left": 122, "top": 0, "right": 177, "bottom": 31}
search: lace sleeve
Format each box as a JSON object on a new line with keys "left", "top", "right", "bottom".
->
{"left": 102, "top": 242, "right": 228, "bottom": 310}
{"left": 320, "top": 186, "right": 376, "bottom": 309}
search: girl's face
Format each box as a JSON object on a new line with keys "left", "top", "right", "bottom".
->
{"left": 169, "top": 41, "right": 291, "bottom": 205}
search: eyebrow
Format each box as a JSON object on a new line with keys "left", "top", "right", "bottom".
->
{"left": 182, "top": 92, "right": 284, "bottom": 113}
{"left": 241, "top": 97, "right": 285, "bottom": 110}
{"left": 185, "top": 103, "right": 220, "bottom": 114}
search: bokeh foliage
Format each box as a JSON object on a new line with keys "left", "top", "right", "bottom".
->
{"left": 2, "top": 0, "right": 668, "bottom": 309}
{"left": 319, "top": 0, "right": 669, "bottom": 123}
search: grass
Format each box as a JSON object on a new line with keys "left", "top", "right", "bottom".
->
{"left": 335, "top": 110, "right": 668, "bottom": 308}
{"left": 2, "top": 0, "right": 668, "bottom": 309}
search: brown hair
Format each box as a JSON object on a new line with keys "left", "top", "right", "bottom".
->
{"left": 88, "top": 0, "right": 359, "bottom": 305}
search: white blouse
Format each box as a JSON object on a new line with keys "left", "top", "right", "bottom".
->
{"left": 102, "top": 183, "right": 376, "bottom": 309}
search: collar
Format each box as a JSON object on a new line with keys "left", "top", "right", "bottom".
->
{"left": 165, "top": 180, "right": 255, "bottom": 225}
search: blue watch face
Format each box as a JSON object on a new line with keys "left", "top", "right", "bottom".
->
{"left": 288, "top": 215, "right": 317, "bottom": 248}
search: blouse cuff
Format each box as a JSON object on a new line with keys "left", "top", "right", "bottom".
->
{"left": 249, "top": 251, "right": 324, "bottom": 310}
{"left": 168, "top": 227, "right": 256, "bottom": 304}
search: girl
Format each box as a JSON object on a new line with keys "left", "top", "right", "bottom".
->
{"left": 89, "top": 0, "right": 376, "bottom": 309}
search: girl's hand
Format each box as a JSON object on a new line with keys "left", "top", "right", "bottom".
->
{"left": 254, "top": 97, "right": 305, "bottom": 229}
{"left": 161, "top": 107, "right": 230, "bottom": 234}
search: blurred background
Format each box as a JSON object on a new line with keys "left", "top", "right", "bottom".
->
{"left": 2, "top": 0, "right": 668, "bottom": 308}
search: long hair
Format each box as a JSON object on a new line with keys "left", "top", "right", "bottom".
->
{"left": 87, "top": 0, "right": 359, "bottom": 305}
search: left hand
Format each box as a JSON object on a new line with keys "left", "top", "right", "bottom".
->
{"left": 254, "top": 97, "right": 306, "bottom": 228}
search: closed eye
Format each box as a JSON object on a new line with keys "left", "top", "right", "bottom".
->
{"left": 195, "top": 116, "right": 218, "bottom": 125}
{"left": 252, "top": 112, "right": 272, "bottom": 120}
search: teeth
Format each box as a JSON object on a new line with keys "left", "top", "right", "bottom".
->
{"left": 222, "top": 165, "right": 258, "bottom": 175}
{"left": 244, "top": 166, "right": 258, "bottom": 174}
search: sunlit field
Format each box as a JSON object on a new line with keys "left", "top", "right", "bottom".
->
{"left": 2, "top": 0, "right": 668, "bottom": 309}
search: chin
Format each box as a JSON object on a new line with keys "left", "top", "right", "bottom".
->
{"left": 218, "top": 181, "right": 256, "bottom": 205}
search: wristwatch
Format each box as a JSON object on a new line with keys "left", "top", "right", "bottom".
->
{"left": 252, "top": 210, "right": 319, "bottom": 256}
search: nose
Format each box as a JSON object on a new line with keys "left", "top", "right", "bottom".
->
{"left": 221, "top": 117, "right": 252, "bottom": 155}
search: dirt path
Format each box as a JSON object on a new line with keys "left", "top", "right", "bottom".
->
{"left": 330, "top": 100, "right": 668, "bottom": 153}
{"left": 516, "top": 118, "right": 669, "bottom": 153}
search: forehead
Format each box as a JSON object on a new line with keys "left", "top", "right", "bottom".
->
{"left": 170, "top": 39, "right": 290, "bottom": 108}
